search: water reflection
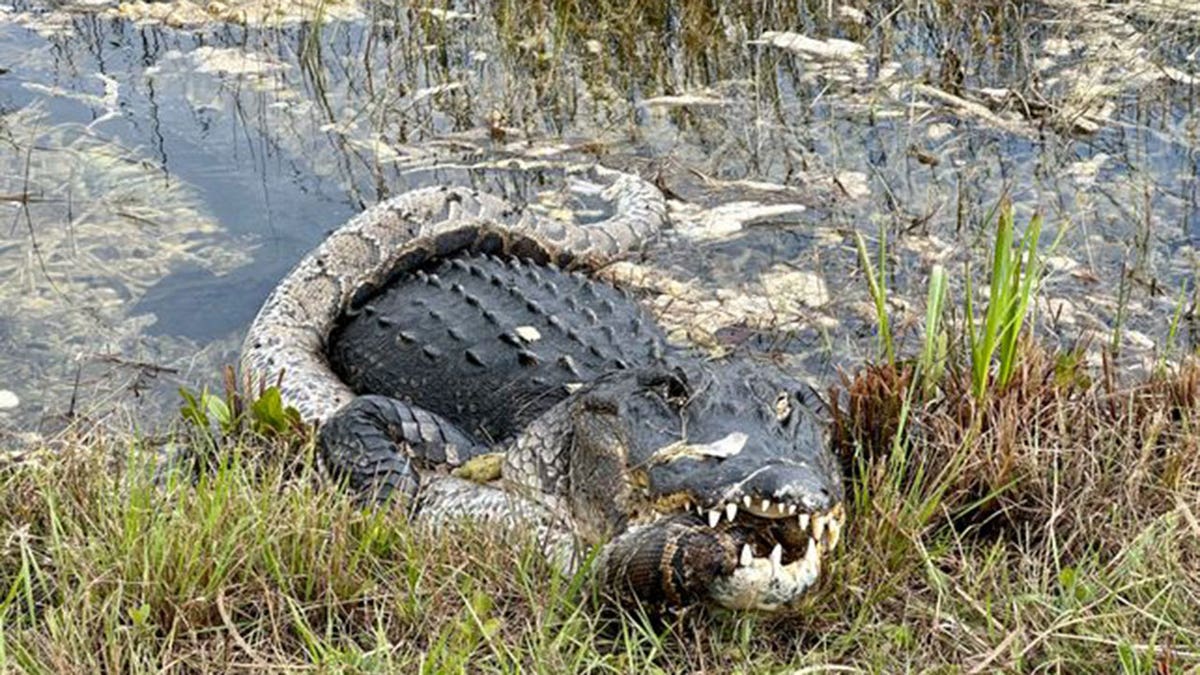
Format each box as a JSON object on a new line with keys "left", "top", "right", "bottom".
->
{"left": 0, "top": 0, "right": 1196, "bottom": 437}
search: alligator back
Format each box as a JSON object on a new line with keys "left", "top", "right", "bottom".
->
{"left": 239, "top": 168, "right": 667, "bottom": 425}
{"left": 328, "top": 254, "right": 671, "bottom": 442}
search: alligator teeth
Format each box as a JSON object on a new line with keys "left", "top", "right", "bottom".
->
{"left": 825, "top": 517, "right": 842, "bottom": 550}
{"left": 742, "top": 495, "right": 752, "bottom": 508}
{"left": 725, "top": 503, "right": 738, "bottom": 522}
{"left": 798, "top": 513, "right": 810, "bottom": 531}
{"left": 761, "top": 499, "right": 770, "bottom": 512}
{"left": 813, "top": 514, "right": 827, "bottom": 542}
{"left": 708, "top": 510, "right": 722, "bottom": 528}
{"left": 740, "top": 543, "right": 753, "bottom": 567}
{"left": 787, "top": 503, "right": 798, "bottom": 515}
{"left": 770, "top": 543, "right": 783, "bottom": 575}
{"left": 803, "top": 537, "right": 820, "bottom": 575}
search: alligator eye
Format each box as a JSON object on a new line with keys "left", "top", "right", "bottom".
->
{"left": 637, "top": 367, "right": 690, "bottom": 404}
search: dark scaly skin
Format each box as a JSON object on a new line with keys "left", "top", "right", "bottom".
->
{"left": 241, "top": 168, "right": 845, "bottom": 612}
{"left": 328, "top": 254, "right": 669, "bottom": 442}
{"left": 314, "top": 395, "right": 487, "bottom": 504}
{"left": 322, "top": 255, "right": 844, "bottom": 611}
{"left": 241, "top": 168, "right": 666, "bottom": 424}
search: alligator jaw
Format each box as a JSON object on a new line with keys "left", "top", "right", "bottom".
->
{"left": 690, "top": 501, "right": 846, "bottom": 611}
{"left": 709, "top": 537, "right": 822, "bottom": 611}
{"left": 693, "top": 501, "right": 845, "bottom": 553}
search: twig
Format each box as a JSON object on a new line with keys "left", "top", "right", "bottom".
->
{"left": 216, "top": 589, "right": 273, "bottom": 669}
{"left": 92, "top": 353, "right": 180, "bottom": 375}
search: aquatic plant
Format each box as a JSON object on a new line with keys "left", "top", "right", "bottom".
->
{"left": 855, "top": 225, "right": 895, "bottom": 367}
{"left": 918, "top": 263, "right": 948, "bottom": 398}
{"left": 965, "top": 198, "right": 1043, "bottom": 400}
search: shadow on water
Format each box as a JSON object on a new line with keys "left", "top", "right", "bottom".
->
{"left": 0, "top": 0, "right": 1196, "bottom": 432}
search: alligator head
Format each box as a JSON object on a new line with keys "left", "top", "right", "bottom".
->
{"left": 563, "top": 359, "right": 845, "bottom": 612}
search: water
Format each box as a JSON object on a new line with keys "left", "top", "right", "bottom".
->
{"left": 0, "top": 0, "right": 1197, "bottom": 439}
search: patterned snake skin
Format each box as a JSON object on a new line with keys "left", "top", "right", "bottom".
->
{"left": 238, "top": 165, "right": 843, "bottom": 612}
{"left": 240, "top": 166, "right": 666, "bottom": 422}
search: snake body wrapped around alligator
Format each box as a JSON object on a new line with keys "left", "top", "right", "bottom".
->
{"left": 240, "top": 166, "right": 844, "bottom": 612}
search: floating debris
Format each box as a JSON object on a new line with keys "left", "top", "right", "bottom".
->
{"left": 753, "top": 31, "right": 865, "bottom": 60}
{"left": 640, "top": 94, "right": 731, "bottom": 108}
{"left": 673, "top": 201, "right": 808, "bottom": 241}
{"left": 187, "top": 45, "right": 287, "bottom": 76}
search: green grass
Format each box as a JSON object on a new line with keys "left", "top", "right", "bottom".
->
{"left": 964, "top": 198, "right": 1043, "bottom": 399}
{"left": 1, "top": 344, "right": 1198, "bottom": 672}
{"left": 918, "top": 263, "right": 948, "bottom": 399}
{"left": 2, "top": 202, "right": 1197, "bottom": 669}
{"left": 859, "top": 198, "right": 1058, "bottom": 405}
{"left": 855, "top": 224, "right": 896, "bottom": 368}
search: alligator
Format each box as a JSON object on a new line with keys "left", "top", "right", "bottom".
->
{"left": 240, "top": 166, "right": 844, "bottom": 612}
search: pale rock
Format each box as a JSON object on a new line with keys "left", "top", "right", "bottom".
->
{"left": 1065, "top": 153, "right": 1109, "bottom": 187}
{"left": 1042, "top": 37, "right": 1077, "bottom": 56}
{"left": 1042, "top": 297, "right": 1077, "bottom": 325}
{"left": 1123, "top": 329, "right": 1156, "bottom": 351}
{"left": 1044, "top": 255, "right": 1080, "bottom": 273}
{"left": 762, "top": 266, "right": 829, "bottom": 309}
{"left": 926, "top": 122, "right": 955, "bottom": 141}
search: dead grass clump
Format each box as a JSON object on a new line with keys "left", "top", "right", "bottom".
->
{"left": 832, "top": 345, "right": 1200, "bottom": 559}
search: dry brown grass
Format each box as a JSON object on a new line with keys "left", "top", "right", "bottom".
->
{"left": 833, "top": 347, "right": 1200, "bottom": 558}
{"left": 0, "top": 349, "right": 1196, "bottom": 671}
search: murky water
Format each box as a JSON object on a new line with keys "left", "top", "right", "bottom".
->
{"left": 1, "top": 0, "right": 1197, "bottom": 440}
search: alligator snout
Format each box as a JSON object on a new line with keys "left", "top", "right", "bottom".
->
{"left": 717, "top": 457, "right": 841, "bottom": 515}
{"left": 570, "top": 357, "right": 847, "bottom": 612}
{"left": 645, "top": 438, "right": 844, "bottom": 529}
{"left": 636, "top": 421, "right": 845, "bottom": 611}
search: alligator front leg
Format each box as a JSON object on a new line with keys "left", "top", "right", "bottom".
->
{"left": 318, "top": 394, "right": 488, "bottom": 506}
